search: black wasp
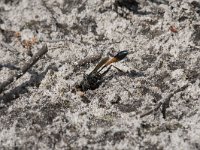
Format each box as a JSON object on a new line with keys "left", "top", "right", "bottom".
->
{"left": 77, "top": 50, "right": 128, "bottom": 91}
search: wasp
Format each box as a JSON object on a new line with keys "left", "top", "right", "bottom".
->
{"left": 76, "top": 50, "right": 128, "bottom": 91}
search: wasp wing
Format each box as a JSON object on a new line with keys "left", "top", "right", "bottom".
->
{"left": 89, "top": 57, "right": 109, "bottom": 74}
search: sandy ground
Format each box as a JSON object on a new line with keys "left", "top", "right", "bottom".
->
{"left": 0, "top": 0, "right": 200, "bottom": 149}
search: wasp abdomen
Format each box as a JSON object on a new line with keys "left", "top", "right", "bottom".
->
{"left": 114, "top": 50, "right": 128, "bottom": 61}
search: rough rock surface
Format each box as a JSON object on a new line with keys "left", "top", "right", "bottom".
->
{"left": 0, "top": 0, "right": 200, "bottom": 149}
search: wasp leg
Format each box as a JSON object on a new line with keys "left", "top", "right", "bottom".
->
{"left": 101, "top": 65, "right": 112, "bottom": 76}
{"left": 111, "top": 65, "right": 126, "bottom": 73}
{"left": 101, "top": 65, "right": 126, "bottom": 77}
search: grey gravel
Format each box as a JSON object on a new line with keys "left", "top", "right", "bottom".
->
{"left": 0, "top": 0, "right": 200, "bottom": 149}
